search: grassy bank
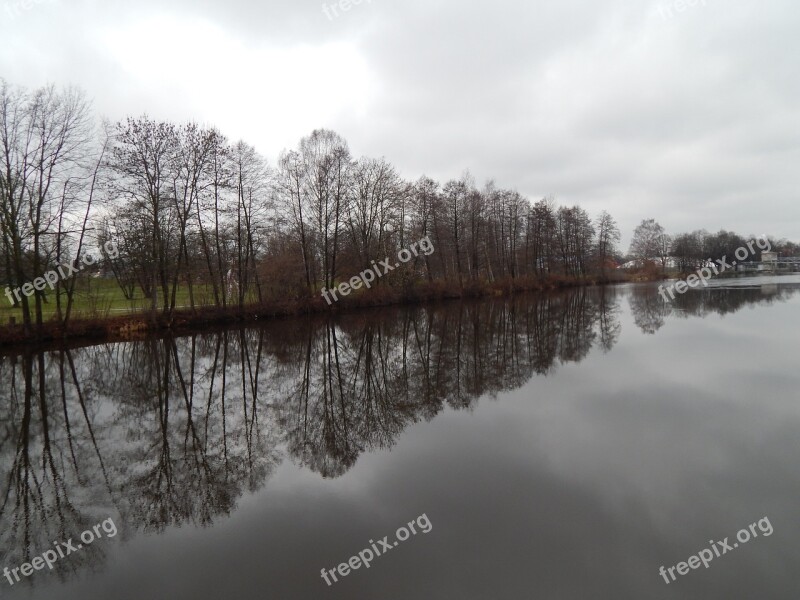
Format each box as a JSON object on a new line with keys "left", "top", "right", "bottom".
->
{"left": 0, "top": 272, "right": 635, "bottom": 348}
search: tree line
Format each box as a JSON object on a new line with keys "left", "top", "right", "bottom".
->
{"left": 15, "top": 80, "right": 797, "bottom": 334}
{"left": 0, "top": 82, "right": 627, "bottom": 333}
{"left": 627, "top": 217, "right": 799, "bottom": 274}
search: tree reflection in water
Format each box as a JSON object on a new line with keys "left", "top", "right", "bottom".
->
{"left": 1, "top": 283, "right": 797, "bottom": 586}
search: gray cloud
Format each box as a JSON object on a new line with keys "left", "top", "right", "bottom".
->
{"left": 1, "top": 0, "right": 798, "bottom": 245}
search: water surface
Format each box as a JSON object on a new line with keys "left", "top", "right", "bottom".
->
{"left": 1, "top": 276, "right": 799, "bottom": 599}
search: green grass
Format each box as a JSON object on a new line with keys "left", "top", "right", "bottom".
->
{"left": 0, "top": 277, "right": 250, "bottom": 323}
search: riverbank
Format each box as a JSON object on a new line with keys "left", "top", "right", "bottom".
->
{"left": 0, "top": 273, "right": 635, "bottom": 348}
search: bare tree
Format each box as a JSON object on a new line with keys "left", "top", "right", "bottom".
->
{"left": 595, "top": 211, "right": 620, "bottom": 278}
{"left": 297, "top": 129, "right": 352, "bottom": 290}
{"left": 0, "top": 80, "right": 91, "bottom": 332}
{"left": 276, "top": 149, "right": 313, "bottom": 292}
{"left": 346, "top": 156, "right": 403, "bottom": 273}
{"left": 108, "top": 116, "right": 179, "bottom": 315}
{"left": 629, "top": 218, "right": 669, "bottom": 272}
{"left": 230, "top": 140, "right": 271, "bottom": 307}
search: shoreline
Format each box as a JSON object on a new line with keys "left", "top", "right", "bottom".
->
{"left": 0, "top": 275, "right": 633, "bottom": 349}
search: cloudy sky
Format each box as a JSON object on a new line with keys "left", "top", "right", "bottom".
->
{"left": 2, "top": 0, "right": 798, "bottom": 244}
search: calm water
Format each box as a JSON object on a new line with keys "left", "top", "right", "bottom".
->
{"left": 1, "top": 276, "right": 799, "bottom": 599}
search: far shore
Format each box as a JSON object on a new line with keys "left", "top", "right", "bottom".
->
{"left": 1, "top": 274, "right": 636, "bottom": 348}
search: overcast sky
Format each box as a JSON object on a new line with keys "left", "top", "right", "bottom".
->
{"left": 2, "top": 0, "right": 798, "bottom": 245}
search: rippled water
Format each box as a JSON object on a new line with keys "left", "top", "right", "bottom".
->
{"left": 2, "top": 276, "right": 799, "bottom": 599}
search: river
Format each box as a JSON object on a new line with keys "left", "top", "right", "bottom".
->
{"left": 1, "top": 276, "right": 799, "bottom": 599}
